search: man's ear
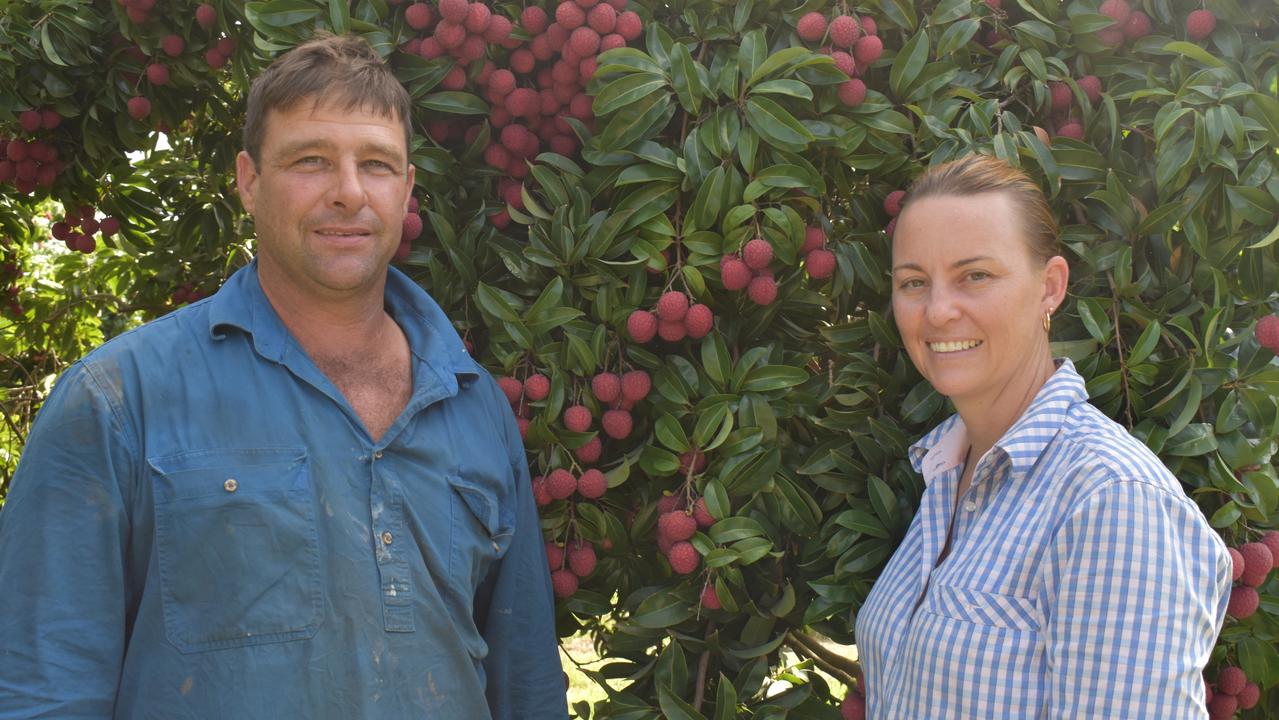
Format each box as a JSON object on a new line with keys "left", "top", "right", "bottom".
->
{"left": 403, "top": 164, "right": 416, "bottom": 212}
{"left": 235, "top": 150, "right": 259, "bottom": 214}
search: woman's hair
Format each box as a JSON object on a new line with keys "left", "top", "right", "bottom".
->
{"left": 242, "top": 33, "right": 412, "bottom": 165}
{"left": 900, "top": 154, "right": 1059, "bottom": 264}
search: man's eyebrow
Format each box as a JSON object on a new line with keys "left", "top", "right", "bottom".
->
{"left": 270, "top": 138, "right": 405, "bottom": 161}
{"left": 891, "top": 256, "right": 996, "bottom": 273}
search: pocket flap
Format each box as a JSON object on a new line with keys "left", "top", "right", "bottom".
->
{"left": 926, "top": 583, "right": 1040, "bottom": 631}
{"left": 448, "top": 474, "right": 515, "bottom": 550}
{"left": 148, "top": 448, "right": 307, "bottom": 502}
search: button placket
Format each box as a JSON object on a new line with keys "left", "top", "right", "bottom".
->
{"left": 368, "top": 447, "right": 415, "bottom": 633}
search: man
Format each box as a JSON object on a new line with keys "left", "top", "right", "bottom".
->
{"left": 0, "top": 34, "right": 567, "bottom": 719}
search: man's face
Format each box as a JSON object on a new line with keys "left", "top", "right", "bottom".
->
{"left": 236, "top": 98, "right": 414, "bottom": 303}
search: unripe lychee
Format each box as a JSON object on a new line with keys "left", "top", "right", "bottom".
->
{"left": 524, "top": 373, "right": 550, "bottom": 400}
{"left": 546, "top": 541, "right": 565, "bottom": 571}
{"left": 748, "top": 275, "right": 778, "bottom": 306}
{"left": 591, "top": 372, "right": 621, "bottom": 403}
{"left": 556, "top": 1, "right": 586, "bottom": 29}
{"left": 1077, "top": 75, "right": 1102, "bottom": 104}
{"left": 1049, "top": 81, "right": 1073, "bottom": 114}
{"left": 829, "top": 15, "right": 860, "bottom": 48}
{"left": 405, "top": 2, "right": 434, "bottom": 29}
{"left": 615, "top": 10, "right": 641, "bottom": 40}
{"left": 577, "top": 468, "right": 607, "bottom": 499}
{"left": 576, "top": 436, "right": 602, "bottom": 463}
{"left": 1098, "top": 0, "right": 1132, "bottom": 25}
{"left": 1239, "top": 542, "right": 1273, "bottom": 587}
{"left": 1228, "top": 585, "right": 1259, "bottom": 619}
{"left": 127, "top": 96, "right": 151, "bottom": 120}
{"left": 563, "top": 404, "right": 592, "bottom": 432}
{"left": 1217, "top": 666, "right": 1246, "bottom": 696}
{"left": 401, "top": 212, "right": 423, "bottom": 241}
{"left": 601, "top": 408, "right": 633, "bottom": 439}
{"left": 797, "top": 12, "right": 826, "bottom": 42}
{"left": 568, "top": 541, "right": 597, "bottom": 576}
{"left": 743, "top": 238, "right": 773, "bottom": 270}
{"left": 627, "top": 309, "right": 658, "bottom": 342}
{"left": 700, "top": 584, "right": 721, "bottom": 609}
{"left": 195, "top": 3, "right": 217, "bottom": 29}
{"left": 551, "top": 568, "right": 578, "bottom": 597}
{"left": 1256, "top": 314, "right": 1279, "bottom": 354}
{"left": 1186, "top": 9, "right": 1215, "bottom": 40}
{"left": 806, "top": 248, "right": 836, "bottom": 280}
{"left": 498, "top": 376, "right": 522, "bottom": 403}
{"left": 837, "top": 78, "right": 867, "bottom": 107}
{"left": 1122, "top": 11, "right": 1151, "bottom": 40}
{"left": 853, "top": 34, "right": 883, "bottom": 66}
{"left": 161, "top": 34, "right": 185, "bottom": 57}
{"left": 684, "top": 304, "right": 713, "bottom": 339}
{"left": 721, "top": 257, "right": 752, "bottom": 290}
{"left": 657, "top": 290, "right": 689, "bottom": 322}
{"left": 439, "top": 0, "right": 470, "bottom": 23}
{"left": 620, "top": 369, "right": 651, "bottom": 401}
{"left": 1229, "top": 547, "right": 1245, "bottom": 581}
{"left": 547, "top": 468, "right": 578, "bottom": 499}
{"left": 667, "top": 541, "right": 699, "bottom": 574}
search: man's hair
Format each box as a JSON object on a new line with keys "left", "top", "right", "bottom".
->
{"left": 901, "top": 153, "right": 1060, "bottom": 264}
{"left": 242, "top": 33, "right": 412, "bottom": 164}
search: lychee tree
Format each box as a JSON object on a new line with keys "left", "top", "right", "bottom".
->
{"left": 2, "top": 0, "right": 1279, "bottom": 717}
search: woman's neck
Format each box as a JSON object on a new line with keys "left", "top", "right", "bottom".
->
{"left": 954, "top": 353, "right": 1057, "bottom": 461}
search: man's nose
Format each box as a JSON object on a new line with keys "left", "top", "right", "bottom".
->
{"left": 327, "top": 159, "right": 366, "bottom": 212}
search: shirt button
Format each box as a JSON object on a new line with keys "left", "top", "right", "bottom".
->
{"left": 963, "top": 500, "right": 978, "bottom": 512}
{"left": 373, "top": 451, "right": 384, "bottom": 460}
{"left": 381, "top": 531, "right": 394, "bottom": 545}
{"left": 223, "top": 478, "right": 238, "bottom": 492}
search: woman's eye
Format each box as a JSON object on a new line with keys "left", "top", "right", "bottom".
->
{"left": 967, "top": 271, "right": 990, "bottom": 281}
{"left": 898, "top": 278, "right": 924, "bottom": 290}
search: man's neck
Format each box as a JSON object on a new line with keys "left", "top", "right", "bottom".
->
{"left": 257, "top": 267, "right": 394, "bottom": 359}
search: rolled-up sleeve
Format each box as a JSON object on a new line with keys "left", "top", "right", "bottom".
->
{"left": 1041, "top": 480, "right": 1232, "bottom": 719}
{"left": 473, "top": 383, "right": 568, "bottom": 720}
{"left": 0, "top": 362, "right": 134, "bottom": 719}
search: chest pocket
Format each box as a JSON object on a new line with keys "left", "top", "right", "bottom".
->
{"left": 448, "top": 472, "right": 515, "bottom": 595}
{"left": 149, "top": 448, "right": 323, "bottom": 653}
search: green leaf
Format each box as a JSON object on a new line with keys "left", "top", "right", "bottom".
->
{"left": 746, "top": 47, "right": 811, "bottom": 88}
{"left": 749, "top": 79, "right": 813, "bottom": 101}
{"left": 475, "top": 283, "right": 521, "bottom": 322}
{"left": 744, "top": 96, "right": 814, "bottom": 149}
{"left": 1162, "top": 41, "right": 1228, "bottom": 69}
{"left": 657, "top": 686, "right": 706, "bottom": 720}
{"left": 1237, "top": 637, "right": 1279, "bottom": 687}
{"left": 1126, "top": 321, "right": 1162, "bottom": 366}
{"left": 670, "top": 41, "right": 702, "bottom": 114}
{"left": 739, "top": 366, "right": 808, "bottom": 392}
{"left": 245, "top": 0, "right": 323, "bottom": 28}
{"left": 417, "top": 91, "right": 488, "bottom": 115}
{"left": 631, "top": 591, "right": 695, "bottom": 629}
{"left": 889, "top": 30, "right": 929, "bottom": 99}
{"left": 655, "top": 413, "right": 691, "bottom": 453}
{"left": 1247, "top": 92, "right": 1279, "bottom": 146}
{"left": 709, "top": 517, "right": 766, "bottom": 543}
{"left": 593, "top": 73, "right": 669, "bottom": 116}
{"left": 868, "top": 476, "right": 898, "bottom": 528}
{"left": 701, "top": 334, "right": 732, "bottom": 389}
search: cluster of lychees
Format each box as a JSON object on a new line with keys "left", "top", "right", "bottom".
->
{"left": 116, "top": 4, "right": 232, "bottom": 123}
{"left": 395, "top": 0, "right": 641, "bottom": 229}
{"left": 1205, "top": 664, "right": 1261, "bottom": 719}
{"left": 49, "top": 205, "right": 122, "bottom": 254}
{"left": 793, "top": 11, "right": 882, "bottom": 108}
{"left": 720, "top": 238, "right": 779, "bottom": 306}
{"left": 0, "top": 128, "right": 63, "bottom": 195}
{"left": 1093, "top": 0, "right": 1152, "bottom": 48}
{"left": 1224, "top": 531, "right": 1278, "bottom": 621}
{"left": 654, "top": 492, "right": 716, "bottom": 577}
{"left": 626, "top": 290, "right": 714, "bottom": 344}
{"left": 1045, "top": 75, "right": 1103, "bottom": 140}
{"left": 546, "top": 538, "right": 598, "bottom": 598}
{"left": 532, "top": 466, "right": 608, "bottom": 506}
{"left": 170, "top": 280, "right": 209, "bottom": 306}
{"left": 1254, "top": 314, "right": 1279, "bottom": 355}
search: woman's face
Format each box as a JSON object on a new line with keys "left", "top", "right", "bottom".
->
{"left": 890, "top": 192, "right": 1066, "bottom": 409}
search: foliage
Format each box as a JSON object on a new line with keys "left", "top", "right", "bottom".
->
{"left": 2, "top": 0, "right": 1278, "bottom": 716}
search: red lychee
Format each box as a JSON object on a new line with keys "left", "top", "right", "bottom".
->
{"left": 505, "top": 87, "right": 540, "bottom": 117}
{"left": 1122, "top": 10, "right": 1151, "bottom": 40}
{"left": 656, "top": 494, "right": 683, "bottom": 515}
{"left": 700, "top": 584, "right": 721, "bottom": 610}
{"left": 1056, "top": 120, "right": 1084, "bottom": 140}
{"left": 657, "top": 290, "right": 689, "bottom": 322}
{"left": 601, "top": 408, "right": 633, "bottom": 439}
{"left": 600, "top": 32, "right": 626, "bottom": 52}
{"left": 577, "top": 469, "right": 607, "bottom": 499}
{"left": 488, "top": 68, "right": 516, "bottom": 97}
{"left": 721, "top": 257, "right": 752, "bottom": 290}
{"left": 547, "top": 468, "right": 578, "bottom": 499}
{"left": 1098, "top": 0, "right": 1132, "bottom": 26}
{"left": 806, "top": 248, "right": 836, "bottom": 280}
{"left": 161, "top": 34, "right": 185, "bottom": 57}
{"left": 1228, "top": 585, "right": 1259, "bottom": 619}
{"left": 568, "top": 541, "right": 597, "bottom": 576}
{"left": 615, "top": 10, "right": 641, "bottom": 40}
{"left": 556, "top": 1, "right": 586, "bottom": 29}
{"left": 853, "top": 34, "right": 883, "bottom": 66}
{"left": 435, "top": 20, "right": 467, "bottom": 48}
{"left": 667, "top": 542, "right": 699, "bottom": 574}
{"left": 1256, "top": 314, "right": 1279, "bottom": 354}
{"left": 743, "top": 238, "right": 773, "bottom": 270}
{"left": 658, "top": 511, "right": 697, "bottom": 542}
{"left": 402, "top": 213, "right": 423, "bottom": 241}
{"left": 195, "top": 3, "right": 217, "bottom": 29}
{"left": 883, "top": 189, "right": 906, "bottom": 217}
{"left": 1207, "top": 694, "right": 1237, "bottom": 720}
{"left": 463, "top": 3, "right": 491, "bottom": 32}
{"left": 145, "top": 63, "right": 170, "bottom": 85}
{"left": 484, "top": 14, "right": 512, "bottom": 42}
{"left": 1238, "top": 682, "right": 1260, "bottom": 710}
{"left": 551, "top": 568, "right": 578, "bottom": 597}
{"left": 405, "top": 2, "right": 434, "bottom": 29}
{"left": 440, "top": 66, "right": 467, "bottom": 90}
{"left": 1077, "top": 75, "right": 1102, "bottom": 104}
{"left": 860, "top": 16, "right": 877, "bottom": 36}
{"left": 591, "top": 372, "right": 621, "bottom": 403}
{"left": 524, "top": 373, "right": 551, "bottom": 400}
{"left": 497, "top": 376, "right": 522, "bottom": 404}
{"left": 563, "top": 404, "right": 592, "bottom": 432}
{"left": 801, "top": 225, "right": 826, "bottom": 254}
{"left": 841, "top": 693, "right": 866, "bottom": 720}
{"left": 627, "top": 309, "right": 657, "bottom": 343}
{"left": 521, "top": 5, "right": 549, "bottom": 33}
{"left": 587, "top": 3, "right": 617, "bottom": 33}
{"left": 620, "top": 369, "right": 651, "bottom": 401}
{"left": 837, "top": 78, "right": 867, "bottom": 107}
{"left": 748, "top": 275, "right": 778, "bottom": 306}
{"left": 40, "top": 109, "right": 61, "bottom": 129}
{"left": 692, "top": 496, "right": 715, "bottom": 527}
{"left": 1186, "top": 9, "right": 1215, "bottom": 40}
{"left": 18, "top": 110, "right": 41, "bottom": 133}
{"left": 685, "top": 304, "right": 713, "bottom": 339}
{"left": 797, "top": 12, "right": 826, "bottom": 42}
{"left": 439, "top": 0, "right": 470, "bottom": 23}
{"left": 546, "top": 541, "right": 565, "bottom": 571}
{"left": 576, "top": 436, "right": 602, "bottom": 463}
{"left": 1217, "top": 666, "right": 1246, "bottom": 696}
{"left": 1049, "top": 81, "right": 1073, "bottom": 114}
{"left": 1239, "top": 542, "right": 1273, "bottom": 587}
{"left": 127, "top": 96, "right": 151, "bottom": 120}
{"left": 831, "top": 50, "right": 856, "bottom": 78}
{"left": 1261, "top": 531, "right": 1279, "bottom": 563}
{"left": 829, "top": 15, "right": 860, "bottom": 48}
{"left": 1229, "top": 547, "right": 1245, "bottom": 581}
{"left": 569, "top": 26, "right": 601, "bottom": 55}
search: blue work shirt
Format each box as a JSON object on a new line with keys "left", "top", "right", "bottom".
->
{"left": 0, "top": 262, "right": 568, "bottom": 720}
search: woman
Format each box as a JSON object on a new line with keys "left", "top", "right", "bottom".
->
{"left": 854, "top": 154, "right": 1232, "bottom": 719}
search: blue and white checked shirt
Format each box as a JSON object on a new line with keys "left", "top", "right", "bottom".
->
{"left": 855, "top": 359, "right": 1231, "bottom": 719}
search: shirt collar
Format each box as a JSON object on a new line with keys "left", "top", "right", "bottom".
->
{"left": 908, "top": 358, "right": 1087, "bottom": 485}
{"left": 205, "top": 260, "right": 479, "bottom": 380}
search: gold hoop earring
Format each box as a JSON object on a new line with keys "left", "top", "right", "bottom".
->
{"left": 1043, "top": 308, "right": 1053, "bottom": 334}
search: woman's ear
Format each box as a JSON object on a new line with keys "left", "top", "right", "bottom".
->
{"left": 1042, "top": 255, "right": 1069, "bottom": 310}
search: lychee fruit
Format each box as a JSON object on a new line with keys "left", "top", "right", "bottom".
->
{"left": 1260, "top": 530, "right": 1279, "bottom": 562}
{"left": 1186, "top": 9, "right": 1215, "bottom": 40}
{"left": 438, "top": 0, "right": 470, "bottom": 23}
{"left": 700, "top": 584, "right": 722, "bottom": 610}
{"left": 146, "top": 63, "right": 170, "bottom": 85}
{"left": 806, "top": 248, "right": 836, "bottom": 280}
{"left": 1256, "top": 314, "right": 1279, "bottom": 354}
{"left": 195, "top": 3, "right": 217, "bottom": 29}
{"left": 657, "top": 290, "right": 689, "bottom": 322}
{"left": 524, "top": 373, "right": 551, "bottom": 401}
{"left": 837, "top": 78, "right": 867, "bottom": 107}
{"left": 1207, "top": 694, "right": 1237, "bottom": 720}
{"left": 127, "top": 96, "right": 151, "bottom": 120}
{"left": 551, "top": 568, "right": 578, "bottom": 597}
{"left": 657, "top": 318, "right": 687, "bottom": 342}
{"left": 587, "top": 3, "right": 617, "bottom": 33}
{"left": 569, "top": 26, "right": 601, "bottom": 55}
{"left": 1049, "top": 81, "right": 1073, "bottom": 114}
{"left": 18, "top": 110, "right": 41, "bottom": 133}
{"left": 658, "top": 511, "right": 697, "bottom": 542}
{"left": 1217, "top": 666, "right": 1246, "bottom": 696}
{"left": 797, "top": 12, "right": 827, "bottom": 43}
{"left": 829, "top": 15, "right": 860, "bottom": 48}
{"left": 615, "top": 10, "right": 642, "bottom": 40}
{"left": 1238, "top": 682, "right": 1260, "bottom": 710}
{"left": 1228, "top": 585, "right": 1259, "bottom": 619}
{"left": 721, "top": 257, "right": 752, "bottom": 290}
{"left": 860, "top": 16, "right": 878, "bottom": 36}
{"left": 1056, "top": 120, "right": 1084, "bottom": 140}
{"left": 1229, "top": 547, "right": 1245, "bottom": 581}
{"left": 434, "top": 20, "right": 467, "bottom": 49}
{"left": 568, "top": 541, "right": 597, "bottom": 576}
{"left": 840, "top": 693, "right": 866, "bottom": 720}
{"left": 1098, "top": 0, "right": 1132, "bottom": 26}
{"left": 577, "top": 468, "right": 607, "bottom": 499}
{"left": 591, "top": 372, "right": 621, "bottom": 403}
{"left": 556, "top": 1, "right": 587, "bottom": 29}
{"left": 692, "top": 496, "right": 715, "bottom": 527}
{"left": 748, "top": 275, "right": 778, "bottom": 306}
{"left": 743, "top": 238, "right": 773, "bottom": 270}
{"left": 620, "top": 370, "right": 651, "bottom": 401}
{"left": 801, "top": 225, "right": 826, "bottom": 254}
{"left": 667, "top": 542, "right": 699, "bottom": 574}
{"left": 627, "top": 309, "right": 658, "bottom": 343}
{"left": 601, "top": 408, "right": 633, "bottom": 439}
{"left": 161, "top": 34, "right": 185, "bottom": 57}
{"left": 546, "top": 541, "right": 565, "bottom": 571}
{"left": 563, "top": 404, "right": 593, "bottom": 432}
{"left": 1122, "top": 11, "right": 1151, "bottom": 40}
{"left": 853, "top": 34, "right": 883, "bottom": 66}
{"left": 463, "top": 2, "right": 491, "bottom": 32}
{"left": 1239, "top": 542, "right": 1273, "bottom": 587}
{"left": 831, "top": 51, "right": 855, "bottom": 78}
{"left": 405, "top": 2, "right": 434, "bottom": 29}
{"left": 521, "top": 5, "right": 549, "bottom": 33}
{"left": 40, "top": 109, "right": 61, "bottom": 129}
{"left": 685, "top": 304, "right": 713, "bottom": 339}
{"left": 402, "top": 212, "right": 423, "bottom": 241}
{"left": 497, "top": 376, "right": 522, "bottom": 404}
{"left": 547, "top": 468, "right": 578, "bottom": 499}
{"left": 1077, "top": 75, "right": 1102, "bottom": 104}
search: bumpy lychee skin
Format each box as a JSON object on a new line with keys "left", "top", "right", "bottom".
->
{"left": 657, "top": 318, "right": 686, "bottom": 342}
{"left": 1056, "top": 121, "right": 1084, "bottom": 140}
{"left": 1122, "top": 10, "right": 1151, "bottom": 40}
{"left": 577, "top": 468, "right": 607, "bottom": 499}
{"left": 615, "top": 10, "right": 642, "bottom": 40}
{"left": 806, "top": 248, "right": 837, "bottom": 280}
{"left": 568, "top": 541, "right": 597, "bottom": 576}
{"left": 556, "top": 1, "right": 587, "bottom": 29}
{"left": 658, "top": 510, "right": 697, "bottom": 542}
{"left": 1186, "top": 9, "right": 1216, "bottom": 40}
{"left": 438, "top": 0, "right": 470, "bottom": 23}
{"left": 1256, "top": 314, "right": 1279, "bottom": 354}
{"left": 1261, "top": 531, "right": 1279, "bottom": 564}
{"left": 1049, "top": 81, "right": 1073, "bottom": 114}
{"left": 685, "top": 304, "right": 713, "bottom": 339}
{"left": 1098, "top": 0, "right": 1132, "bottom": 25}
{"left": 700, "top": 584, "right": 722, "bottom": 610}
{"left": 547, "top": 468, "right": 578, "bottom": 499}
{"left": 575, "top": 436, "right": 603, "bottom": 464}
{"left": 1207, "top": 694, "right": 1238, "bottom": 720}
{"left": 551, "top": 568, "right": 579, "bottom": 598}
{"left": 195, "top": 3, "right": 217, "bottom": 29}
{"left": 1217, "top": 666, "right": 1247, "bottom": 696}
{"left": 667, "top": 541, "right": 700, "bottom": 574}
{"left": 146, "top": 64, "right": 170, "bottom": 85}
{"left": 569, "top": 25, "right": 601, "bottom": 55}
{"left": 853, "top": 34, "right": 883, "bottom": 66}
{"left": 829, "top": 15, "right": 860, "bottom": 48}
{"left": 592, "top": 372, "right": 621, "bottom": 403}
{"left": 161, "top": 34, "right": 185, "bottom": 57}
{"left": 563, "top": 404, "right": 593, "bottom": 432}
{"left": 405, "top": 2, "right": 434, "bottom": 29}
{"left": 657, "top": 290, "right": 690, "bottom": 321}
{"left": 1239, "top": 542, "right": 1273, "bottom": 587}
{"left": 127, "top": 96, "right": 152, "bottom": 121}
{"left": 627, "top": 309, "right": 658, "bottom": 342}
{"left": 1228, "top": 547, "right": 1245, "bottom": 581}
{"left": 524, "top": 373, "right": 551, "bottom": 401}
{"left": 587, "top": 3, "right": 617, "bottom": 33}
{"left": 721, "top": 257, "right": 752, "bottom": 291}
{"left": 1228, "top": 585, "right": 1259, "bottom": 619}
{"left": 801, "top": 225, "right": 826, "bottom": 254}
{"left": 620, "top": 370, "right": 651, "bottom": 401}
{"left": 837, "top": 78, "right": 867, "bottom": 107}
{"left": 402, "top": 213, "right": 424, "bottom": 241}
{"left": 1077, "top": 75, "right": 1102, "bottom": 104}
{"left": 748, "top": 275, "right": 778, "bottom": 306}
{"left": 743, "top": 238, "right": 773, "bottom": 270}
{"left": 692, "top": 496, "right": 716, "bottom": 528}
{"left": 601, "top": 408, "right": 633, "bottom": 439}
{"left": 796, "top": 12, "right": 827, "bottom": 43}
{"left": 1238, "top": 682, "right": 1260, "bottom": 710}
{"left": 546, "top": 541, "right": 564, "bottom": 571}
{"left": 497, "top": 376, "right": 523, "bottom": 404}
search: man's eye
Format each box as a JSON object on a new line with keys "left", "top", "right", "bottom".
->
{"left": 967, "top": 271, "right": 990, "bottom": 281}
{"left": 295, "top": 156, "right": 326, "bottom": 167}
